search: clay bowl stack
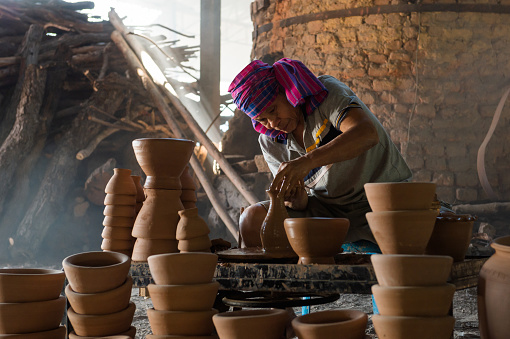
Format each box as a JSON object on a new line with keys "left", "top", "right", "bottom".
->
{"left": 0, "top": 268, "right": 66, "bottom": 338}
{"left": 364, "top": 182, "right": 438, "bottom": 254}
{"left": 63, "top": 251, "right": 136, "bottom": 338}
{"left": 146, "top": 252, "right": 219, "bottom": 338}
{"left": 102, "top": 168, "right": 137, "bottom": 257}
{"left": 131, "top": 138, "right": 196, "bottom": 261}
{"left": 371, "top": 254, "right": 456, "bottom": 339}
{"left": 176, "top": 207, "right": 212, "bottom": 253}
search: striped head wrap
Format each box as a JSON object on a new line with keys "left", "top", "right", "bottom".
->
{"left": 228, "top": 58, "right": 328, "bottom": 139}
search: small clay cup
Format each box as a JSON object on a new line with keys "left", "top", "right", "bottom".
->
{"left": 62, "top": 251, "right": 131, "bottom": 294}
{"left": 132, "top": 138, "right": 195, "bottom": 190}
{"left": 103, "top": 216, "right": 134, "bottom": 227}
{"left": 371, "top": 254, "right": 453, "bottom": 286}
{"left": 0, "top": 268, "right": 65, "bottom": 303}
{"left": 372, "top": 283, "right": 456, "bottom": 316}
{"left": 104, "top": 194, "right": 137, "bottom": 206}
{"left": 67, "top": 302, "right": 136, "bottom": 337}
{"left": 102, "top": 226, "right": 135, "bottom": 241}
{"left": 364, "top": 182, "right": 436, "bottom": 211}
{"left": 147, "top": 308, "right": 218, "bottom": 336}
{"left": 0, "top": 296, "right": 66, "bottom": 334}
{"left": 69, "top": 325, "right": 136, "bottom": 338}
{"left": 213, "top": 309, "right": 288, "bottom": 339}
{"left": 366, "top": 210, "right": 438, "bottom": 254}
{"left": 292, "top": 309, "right": 368, "bottom": 339}
{"left": 148, "top": 252, "right": 218, "bottom": 285}
{"left": 284, "top": 217, "right": 350, "bottom": 264}
{"left": 0, "top": 326, "right": 66, "bottom": 338}
{"left": 177, "top": 235, "right": 212, "bottom": 252}
{"left": 131, "top": 238, "right": 179, "bottom": 262}
{"left": 148, "top": 281, "right": 220, "bottom": 311}
{"left": 425, "top": 214, "right": 476, "bottom": 262}
{"left": 372, "top": 315, "right": 455, "bottom": 339}
{"left": 103, "top": 205, "right": 136, "bottom": 217}
{"left": 65, "top": 276, "right": 133, "bottom": 315}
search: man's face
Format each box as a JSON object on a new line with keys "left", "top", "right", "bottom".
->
{"left": 253, "top": 93, "right": 301, "bottom": 134}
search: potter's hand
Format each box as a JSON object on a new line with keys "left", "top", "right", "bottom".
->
{"left": 284, "top": 180, "right": 308, "bottom": 210}
{"left": 269, "top": 156, "right": 313, "bottom": 197}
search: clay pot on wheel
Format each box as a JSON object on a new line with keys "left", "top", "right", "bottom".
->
{"left": 132, "top": 138, "right": 195, "bottom": 190}
{"left": 372, "top": 315, "right": 455, "bottom": 339}
{"left": 148, "top": 252, "right": 218, "bottom": 285}
{"left": 284, "top": 217, "right": 349, "bottom": 264}
{"left": 291, "top": 309, "right": 368, "bottom": 339}
{"left": 364, "top": 182, "right": 436, "bottom": 211}
{"left": 213, "top": 309, "right": 289, "bottom": 339}
{"left": 260, "top": 189, "right": 295, "bottom": 256}
{"left": 0, "top": 268, "right": 65, "bottom": 303}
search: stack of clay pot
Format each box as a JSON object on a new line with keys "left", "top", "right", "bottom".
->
{"left": 102, "top": 168, "right": 137, "bottom": 256}
{"left": 176, "top": 207, "right": 212, "bottom": 253}
{"left": 180, "top": 164, "right": 198, "bottom": 208}
{"left": 131, "top": 138, "right": 196, "bottom": 261}
{"left": 146, "top": 252, "right": 219, "bottom": 338}
{"left": 63, "top": 251, "right": 136, "bottom": 338}
{"left": 371, "top": 254, "right": 456, "bottom": 339}
{"left": 0, "top": 268, "right": 66, "bottom": 338}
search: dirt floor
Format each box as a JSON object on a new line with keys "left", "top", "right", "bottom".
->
{"left": 130, "top": 286, "right": 481, "bottom": 339}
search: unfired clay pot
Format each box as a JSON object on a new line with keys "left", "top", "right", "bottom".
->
{"left": 0, "top": 268, "right": 65, "bottom": 303}
{"left": 0, "top": 326, "right": 66, "bottom": 338}
{"left": 68, "top": 326, "right": 136, "bottom": 339}
{"left": 291, "top": 309, "right": 368, "bottom": 339}
{"left": 176, "top": 208, "right": 210, "bottom": 240}
{"left": 180, "top": 189, "right": 197, "bottom": 203}
{"left": 366, "top": 210, "right": 438, "bottom": 254}
{"left": 101, "top": 239, "right": 134, "bottom": 251}
{"left": 145, "top": 335, "right": 215, "bottom": 339}
{"left": 284, "top": 217, "right": 349, "bottom": 264}
{"left": 147, "top": 308, "right": 218, "bottom": 336}
{"left": 370, "top": 254, "right": 453, "bottom": 286}
{"left": 103, "top": 216, "right": 134, "bottom": 227}
{"left": 132, "top": 175, "right": 145, "bottom": 214}
{"left": 67, "top": 302, "right": 135, "bottom": 337}
{"left": 372, "top": 283, "right": 456, "bottom": 316}
{"left": 104, "top": 194, "right": 137, "bottom": 206}
{"left": 103, "top": 205, "right": 136, "bottom": 218}
{"left": 0, "top": 296, "right": 66, "bottom": 334}
{"left": 177, "top": 235, "right": 212, "bottom": 253}
{"left": 364, "top": 182, "right": 436, "bottom": 211}
{"left": 148, "top": 281, "right": 219, "bottom": 311}
{"left": 372, "top": 315, "right": 455, "bottom": 339}
{"left": 62, "top": 251, "right": 131, "bottom": 294}
{"left": 131, "top": 238, "right": 179, "bottom": 262}
{"left": 180, "top": 165, "right": 196, "bottom": 190}
{"left": 102, "top": 226, "right": 135, "bottom": 241}
{"left": 132, "top": 189, "right": 183, "bottom": 239}
{"left": 260, "top": 189, "right": 294, "bottom": 256}
{"left": 213, "top": 309, "right": 288, "bottom": 339}
{"left": 65, "top": 276, "right": 132, "bottom": 315}
{"left": 105, "top": 168, "right": 137, "bottom": 195}
{"left": 425, "top": 214, "right": 476, "bottom": 262}
{"left": 148, "top": 252, "right": 218, "bottom": 285}
{"left": 132, "top": 138, "right": 195, "bottom": 190}
{"left": 477, "top": 235, "right": 510, "bottom": 339}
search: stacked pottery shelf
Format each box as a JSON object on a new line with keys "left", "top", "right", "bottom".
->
{"left": 364, "top": 182, "right": 456, "bottom": 339}
{"left": 0, "top": 268, "right": 66, "bottom": 338}
{"left": 63, "top": 251, "right": 136, "bottom": 338}
{"left": 101, "top": 168, "right": 137, "bottom": 257}
{"left": 131, "top": 138, "right": 196, "bottom": 262}
{"left": 146, "top": 252, "right": 219, "bottom": 338}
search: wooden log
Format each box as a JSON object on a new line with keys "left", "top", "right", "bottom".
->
{"left": 453, "top": 202, "right": 510, "bottom": 216}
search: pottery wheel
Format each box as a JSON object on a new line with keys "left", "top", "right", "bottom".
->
{"left": 216, "top": 247, "right": 298, "bottom": 263}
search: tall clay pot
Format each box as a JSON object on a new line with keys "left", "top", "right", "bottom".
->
{"left": 260, "top": 189, "right": 295, "bottom": 256}
{"left": 477, "top": 235, "right": 510, "bottom": 339}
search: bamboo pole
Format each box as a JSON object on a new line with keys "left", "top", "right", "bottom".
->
{"left": 111, "top": 30, "right": 239, "bottom": 242}
{"left": 108, "top": 9, "right": 259, "bottom": 206}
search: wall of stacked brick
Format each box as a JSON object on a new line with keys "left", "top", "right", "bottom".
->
{"left": 249, "top": 0, "right": 510, "bottom": 205}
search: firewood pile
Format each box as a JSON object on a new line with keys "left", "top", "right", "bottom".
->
{"left": 0, "top": 0, "right": 198, "bottom": 265}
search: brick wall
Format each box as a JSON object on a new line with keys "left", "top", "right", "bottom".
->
{"left": 250, "top": 0, "right": 510, "bottom": 204}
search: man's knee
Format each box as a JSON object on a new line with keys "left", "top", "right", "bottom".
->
{"left": 239, "top": 203, "right": 267, "bottom": 248}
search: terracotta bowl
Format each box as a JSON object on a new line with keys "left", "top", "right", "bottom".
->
{"left": 366, "top": 210, "right": 438, "bottom": 254}
{"left": 178, "top": 236, "right": 212, "bottom": 252}
{"left": 0, "top": 268, "right": 65, "bottom": 303}
{"left": 62, "top": 251, "right": 131, "bottom": 294}
{"left": 0, "top": 296, "right": 66, "bottom": 334}
{"left": 104, "top": 194, "right": 137, "bottom": 206}
{"left": 67, "top": 302, "right": 135, "bottom": 337}
{"left": 291, "top": 309, "right": 368, "bottom": 339}
{"left": 372, "top": 315, "right": 455, "bottom": 339}
{"left": 65, "top": 276, "right": 133, "bottom": 315}
{"left": 364, "top": 182, "right": 436, "bottom": 211}
{"left": 68, "top": 326, "right": 136, "bottom": 338}
{"left": 213, "top": 309, "right": 288, "bottom": 339}
{"left": 147, "top": 308, "right": 218, "bottom": 336}
{"left": 148, "top": 252, "right": 218, "bottom": 285}
{"left": 370, "top": 254, "right": 453, "bottom": 286}
{"left": 284, "top": 218, "right": 349, "bottom": 264}
{"left": 148, "top": 281, "right": 219, "bottom": 311}
{"left": 132, "top": 138, "right": 195, "bottom": 190}
{"left": 372, "top": 283, "right": 456, "bottom": 316}
{"left": 0, "top": 326, "right": 66, "bottom": 338}
{"left": 131, "top": 238, "right": 179, "bottom": 262}
{"left": 425, "top": 215, "right": 476, "bottom": 262}
{"left": 103, "top": 216, "right": 134, "bottom": 227}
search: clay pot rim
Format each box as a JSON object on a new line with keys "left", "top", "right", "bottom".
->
{"left": 63, "top": 251, "right": 130, "bottom": 270}
{"left": 68, "top": 301, "right": 135, "bottom": 319}
{"left": 367, "top": 210, "right": 439, "bottom": 217}
{"left": 292, "top": 309, "right": 367, "bottom": 327}
{"left": 213, "top": 308, "right": 287, "bottom": 319}
{"left": 492, "top": 235, "right": 510, "bottom": 251}
{"left": 0, "top": 268, "right": 64, "bottom": 276}
{"left": 178, "top": 207, "right": 199, "bottom": 216}
{"left": 133, "top": 138, "right": 195, "bottom": 144}
{"left": 372, "top": 283, "right": 456, "bottom": 292}
{"left": 147, "top": 307, "right": 218, "bottom": 315}
{"left": 66, "top": 275, "right": 132, "bottom": 297}
{"left": 0, "top": 295, "right": 65, "bottom": 307}
{"left": 148, "top": 252, "right": 218, "bottom": 261}
{"left": 147, "top": 280, "right": 219, "bottom": 291}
